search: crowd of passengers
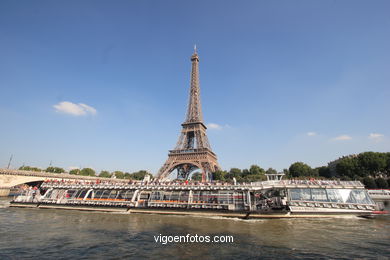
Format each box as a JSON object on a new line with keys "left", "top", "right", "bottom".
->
{"left": 42, "top": 179, "right": 237, "bottom": 186}
{"left": 41, "top": 178, "right": 357, "bottom": 187}
{"left": 18, "top": 185, "right": 41, "bottom": 200}
{"left": 283, "top": 179, "right": 345, "bottom": 185}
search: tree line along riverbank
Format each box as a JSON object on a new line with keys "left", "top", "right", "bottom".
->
{"left": 18, "top": 151, "right": 390, "bottom": 189}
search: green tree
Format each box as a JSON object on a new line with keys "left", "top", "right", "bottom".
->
{"left": 266, "top": 168, "right": 277, "bottom": 175}
{"left": 191, "top": 172, "right": 202, "bottom": 181}
{"left": 19, "top": 166, "right": 42, "bottom": 172}
{"left": 226, "top": 168, "right": 242, "bottom": 182}
{"left": 228, "top": 168, "right": 241, "bottom": 178}
{"left": 113, "top": 171, "right": 125, "bottom": 179}
{"left": 249, "top": 165, "right": 265, "bottom": 175}
{"left": 46, "top": 167, "right": 65, "bottom": 174}
{"left": 333, "top": 152, "right": 390, "bottom": 179}
{"left": 124, "top": 172, "right": 133, "bottom": 179}
{"left": 317, "top": 166, "right": 331, "bottom": 178}
{"left": 358, "top": 152, "right": 387, "bottom": 177}
{"left": 69, "top": 169, "right": 80, "bottom": 175}
{"left": 336, "top": 158, "right": 359, "bottom": 178}
{"left": 375, "top": 177, "right": 389, "bottom": 189}
{"left": 130, "top": 170, "right": 153, "bottom": 180}
{"left": 242, "top": 173, "right": 266, "bottom": 182}
{"left": 362, "top": 177, "right": 377, "bottom": 189}
{"left": 99, "top": 170, "right": 111, "bottom": 178}
{"left": 289, "top": 162, "right": 313, "bottom": 177}
{"left": 212, "top": 170, "right": 227, "bottom": 181}
{"left": 80, "top": 168, "right": 95, "bottom": 176}
{"left": 386, "top": 153, "right": 390, "bottom": 176}
{"left": 241, "top": 165, "right": 266, "bottom": 182}
{"left": 242, "top": 169, "right": 250, "bottom": 176}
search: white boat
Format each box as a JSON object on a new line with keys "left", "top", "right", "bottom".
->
{"left": 10, "top": 175, "right": 388, "bottom": 219}
{"left": 367, "top": 189, "right": 390, "bottom": 201}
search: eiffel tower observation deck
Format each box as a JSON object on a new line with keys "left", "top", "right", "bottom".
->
{"left": 157, "top": 47, "right": 220, "bottom": 182}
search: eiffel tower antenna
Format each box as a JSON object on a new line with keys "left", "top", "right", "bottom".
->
{"left": 157, "top": 48, "right": 220, "bottom": 182}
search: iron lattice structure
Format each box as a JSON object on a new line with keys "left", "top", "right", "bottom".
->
{"left": 156, "top": 49, "right": 220, "bottom": 182}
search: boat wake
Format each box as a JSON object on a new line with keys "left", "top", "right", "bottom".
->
{"left": 0, "top": 200, "right": 11, "bottom": 208}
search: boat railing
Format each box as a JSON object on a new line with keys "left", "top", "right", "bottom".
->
{"left": 40, "top": 179, "right": 365, "bottom": 190}
{"left": 288, "top": 200, "right": 376, "bottom": 211}
{"left": 367, "top": 189, "right": 390, "bottom": 195}
{"left": 13, "top": 190, "right": 41, "bottom": 203}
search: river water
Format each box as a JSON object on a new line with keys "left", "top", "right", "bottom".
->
{"left": 0, "top": 198, "right": 389, "bottom": 259}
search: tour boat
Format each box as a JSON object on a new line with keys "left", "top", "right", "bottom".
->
{"left": 367, "top": 189, "right": 390, "bottom": 201}
{"left": 10, "top": 175, "right": 387, "bottom": 219}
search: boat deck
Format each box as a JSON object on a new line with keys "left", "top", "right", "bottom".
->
{"left": 40, "top": 180, "right": 365, "bottom": 191}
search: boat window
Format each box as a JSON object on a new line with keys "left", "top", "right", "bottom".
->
{"left": 218, "top": 191, "right": 233, "bottom": 204}
{"left": 330, "top": 189, "right": 357, "bottom": 203}
{"left": 85, "top": 190, "right": 93, "bottom": 199}
{"left": 150, "top": 191, "right": 163, "bottom": 200}
{"left": 123, "top": 191, "right": 135, "bottom": 200}
{"left": 100, "top": 190, "right": 111, "bottom": 199}
{"left": 179, "top": 191, "right": 189, "bottom": 202}
{"left": 199, "top": 191, "right": 218, "bottom": 203}
{"left": 192, "top": 191, "right": 200, "bottom": 202}
{"left": 49, "top": 189, "right": 59, "bottom": 199}
{"left": 160, "top": 191, "right": 170, "bottom": 201}
{"left": 72, "top": 189, "right": 83, "bottom": 199}
{"left": 349, "top": 190, "right": 373, "bottom": 204}
{"left": 311, "top": 189, "right": 328, "bottom": 202}
{"left": 66, "top": 189, "right": 77, "bottom": 198}
{"left": 139, "top": 192, "right": 150, "bottom": 200}
{"left": 169, "top": 191, "right": 180, "bottom": 201}
{"left": 116, "top": 191, "right": 124, "bottom": 200}
{"left": 344, "top": 190, "right": 357, "bottom": 204}
{"left": 289, "top": 188, "right": 374, "bottom": 204}
{"left": 289, "top": 189, "right": 312, "bottom": 201}
{"left": 199, "top": 191, "right": 209, "bottom": 203}
{"left": 44, "top": 189, "right": 53, "bottom": 198}
{"left": 234, "top": 192, "right": 245, "bottom": 203}
{"left": 108, "top": 190, "right": 118, "bottom": 199}
{"left": 94, "top": 190, "right": 103, "bottom": 199}
{"left": 265, "top": 189, "right": 282, "bottom": 198}
{"left": 289, "top": 189, "right": 300, "bottom": 201}
{"left": 54, "top": 190, "right": 65, "bottom": 199}
{"left": 76, "top": 189, "right": 88, "bottom": 199}
{"left": 326, "top": 189, "right": 344, "bottom": 203}
{"left": 234, "top": 192, "right": 245, "bottom": 209}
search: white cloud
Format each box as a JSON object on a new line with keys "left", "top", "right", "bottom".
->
{"left": 206, "top": 123, "right": 222, "bottom": 130}
{"left": 307, "top": 132, "right": 317, "bottom": 136}
{"left": 332, "top": 135, "right": 352, "bottom": 141}
{"left": 368, "top": 133, "right": 384, "bottom": 140}
{"left": 53, "top": 101, "right": 97, "bottom": 116}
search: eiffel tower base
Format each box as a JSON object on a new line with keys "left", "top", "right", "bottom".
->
{"left": 157, "top": 149, "right": 220, "bottom": 182}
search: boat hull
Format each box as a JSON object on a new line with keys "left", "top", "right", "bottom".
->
{"left": 9, "top": 201, "right": 375, "bottom": 219}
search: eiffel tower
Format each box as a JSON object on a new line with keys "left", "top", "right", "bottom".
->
{"left": 156, "top": 47, "right": 220, "bottom": 182}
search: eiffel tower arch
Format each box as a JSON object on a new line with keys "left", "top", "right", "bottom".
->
{"left": 157, "top": 48, "right": 220, "bottom": 182}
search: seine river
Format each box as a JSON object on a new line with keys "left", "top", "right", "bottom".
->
{"left": 0, "top": 198, "right": 389, "bottom": 259}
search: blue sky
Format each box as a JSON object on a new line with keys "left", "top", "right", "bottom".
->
{"left": 0, "top": 0, "right": 389, "bottom": 174}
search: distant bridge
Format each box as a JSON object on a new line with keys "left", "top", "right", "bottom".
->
{"left": 0, "top": 168, "right": 125, "bottom": 196}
